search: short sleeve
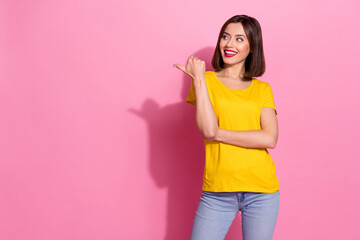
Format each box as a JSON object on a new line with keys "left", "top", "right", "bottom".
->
{"left": 186, "top": 79, "right": 196, "bottom": 106}
{"left": 262, "top": 83, "right": 277, "bottom": 115}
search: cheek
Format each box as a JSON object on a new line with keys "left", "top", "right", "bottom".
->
{"left": 219, "top": 41, "right": 226, "bottom": 50}
{"left": 237, "top": 45, "right": 250, "bottom": 55}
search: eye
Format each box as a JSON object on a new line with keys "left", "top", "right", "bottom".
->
{"left": 237, "top": 38, "right": 243, "bottom": 42}
{"left": 222, "top": 35, "right": 228, "bottom": 39}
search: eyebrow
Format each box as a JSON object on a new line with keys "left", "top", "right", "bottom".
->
{"left": 223, "top": 32, "right": 246, "bottom": 37}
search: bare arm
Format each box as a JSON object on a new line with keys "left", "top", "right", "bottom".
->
{"left": 174, "top": 56, "right": 218, "bottom": 139}
{"left": 193, "top": 76, "right": 218, "bottom": 139}
{"left": 211, "top": 107, "right": 279, "bottom": 149}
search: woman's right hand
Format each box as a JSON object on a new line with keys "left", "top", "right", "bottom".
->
{"left": 173, "top": 55, "right": 206, "bottom": 82}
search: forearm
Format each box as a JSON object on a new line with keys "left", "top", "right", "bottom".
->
{"left": 193, "top": 77, "right": 218, "bottom": 139}
{"left": 213, "top": 128, "right": 276, "bottom": 149}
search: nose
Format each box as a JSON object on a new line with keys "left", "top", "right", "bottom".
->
{"left": 225, "top": 37, "right": 235, "bottom": 47}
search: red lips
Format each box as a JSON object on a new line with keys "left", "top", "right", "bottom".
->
{"left": 224, "top": 49, "right": 237, "bottom": 53}
{"left": 224, "top": 49, "right": 238, "bottom": 58}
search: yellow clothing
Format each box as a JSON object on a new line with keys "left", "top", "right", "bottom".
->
{"left": 186, "top": 71, "right": 279, "bottom": 193}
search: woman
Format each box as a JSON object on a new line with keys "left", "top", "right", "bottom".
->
{"left": 173, "top": 15, "right": 280, "bottom": 240}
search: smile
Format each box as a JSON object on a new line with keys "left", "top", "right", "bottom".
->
{"left": 224, "top": 49, "right": 238, "bottom": 58}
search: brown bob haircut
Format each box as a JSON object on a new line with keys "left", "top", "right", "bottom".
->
{"left": 212, "top": 15, "right": 265, "bottom": 80}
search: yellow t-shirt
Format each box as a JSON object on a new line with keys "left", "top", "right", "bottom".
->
{"left": 186, "top": 71, "right": 280, "bottom": 193}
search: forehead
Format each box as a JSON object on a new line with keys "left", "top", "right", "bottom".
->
{"left": 224, "top": 23, "right": 246, "bottom": 35}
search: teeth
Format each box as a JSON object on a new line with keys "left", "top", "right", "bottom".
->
{"left": 225, "top": 50, "right": 237, "bottom": 55}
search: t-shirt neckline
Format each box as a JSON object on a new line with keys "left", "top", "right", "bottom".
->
{"left": 212, "top": 71, "right": 254, "bottom": 91}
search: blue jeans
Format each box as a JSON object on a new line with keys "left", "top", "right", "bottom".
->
{"left": 190, "top": 190, "right": 280, "bottom": 240}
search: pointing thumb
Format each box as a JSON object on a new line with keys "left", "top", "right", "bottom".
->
{"left": 173, "top": 64, "right": 187, "bottom": 74}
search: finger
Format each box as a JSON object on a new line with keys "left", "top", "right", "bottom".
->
{"left": 193, "top": 56, "right": 201, "bottom": 61}
{"left": 188, "top": 56, "right": 194, "bottom": 63}
{"left": 173, "top": 64, "right": 187, "bottom": 74}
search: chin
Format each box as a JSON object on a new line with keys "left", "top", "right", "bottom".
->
{"left": 223, "top": 58, "right": 238, "bottom": 64}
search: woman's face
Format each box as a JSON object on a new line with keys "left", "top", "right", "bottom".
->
{"left": 219, "top": 23, "right": 251, "bottom": 67}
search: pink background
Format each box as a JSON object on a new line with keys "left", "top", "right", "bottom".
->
{"left": 1, "top": 0, "right": 359, "bottom": 239}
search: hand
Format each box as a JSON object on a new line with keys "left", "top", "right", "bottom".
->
{"left": 173, "top": 55, "right": 206, "bottom": 81}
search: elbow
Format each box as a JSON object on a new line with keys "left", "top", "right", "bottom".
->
{"left": 202, "top": 128, "right": 218, "bottom": 141}
{"left": 196, "top": 121, "right": 218, "bottom": 141}
{"left": 267, "top": 136, "right": 278, "bottom": 149}
{"left": 203, "top": 130, "right": 217, "bottom": 141}
{"left": 268, "top": 142, "right": 276, "bottom": 149}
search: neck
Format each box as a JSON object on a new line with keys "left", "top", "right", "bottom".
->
{"left": 222, "top": 61, "right": 246, "bottom": 81}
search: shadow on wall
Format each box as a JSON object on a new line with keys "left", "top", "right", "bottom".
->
{"left": 129, "top": 47, "right": 243, "bottom": 240}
